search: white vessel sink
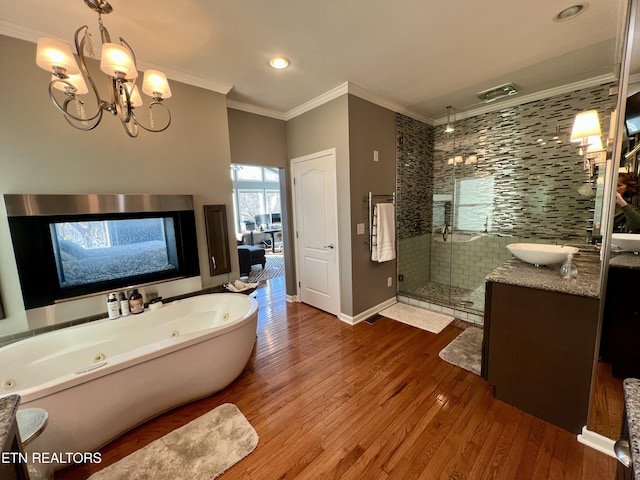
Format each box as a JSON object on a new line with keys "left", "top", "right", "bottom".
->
{"left": 506, "top": 243, "right": 579, "bottom": 266}
{"left": 611, "top": 233, "right": 640, "bottom": 252}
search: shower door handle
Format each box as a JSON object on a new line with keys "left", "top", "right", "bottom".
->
{"left": 442, "top": 223, "right": 449, "bottom": 242}
{"left": 211, "top": 256, "right": 216, "bottom": 270}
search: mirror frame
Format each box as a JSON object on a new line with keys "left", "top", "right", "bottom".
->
{"left": 587, "top": 0, "right": 636, "bottom": 439}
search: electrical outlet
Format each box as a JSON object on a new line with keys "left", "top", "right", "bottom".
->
{"left": 373, "top": 150, "right": 379, "bottom": 162}
{"left": 357, "top": 223, "right": 365, "bottom": 235}
{"left": 387, "top": 276, "right": 392, "bottom": 287}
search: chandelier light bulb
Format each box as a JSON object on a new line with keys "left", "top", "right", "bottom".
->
{"left": 123, "top": 83, "right": 143, "bottom": 107}
{"left": 142, "top": 70, "right": 172, "bottom": 99}
{"left": 36, "top": 38, "right": 81, "bottom": 76}
{"left": 51, "top": 73, "right": 89, "bottom": 95}
{"left": 100, "top": 43, "right": 137, "bottom": 79}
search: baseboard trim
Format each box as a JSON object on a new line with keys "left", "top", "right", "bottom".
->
{"left": 285, "top": 295, "right": 298, "bottom": 303}
{"left": 338, "top": 297, "right": 397, "bottom": 325}
{"left": 577, "top": 426, "right": 616, "bottom": 458}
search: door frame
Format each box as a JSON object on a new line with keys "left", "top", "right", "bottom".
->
{"left": 290, "top": 148, "right": 341, "bottom": 315}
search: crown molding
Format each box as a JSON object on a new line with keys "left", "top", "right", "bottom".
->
{"left": 226, "top": 100, "right": 287, "bottom": 120}
{"left": 346, "top": 83, "right": 434, "bottom": 124}
{"left": 432, "top": 74, "right": 617, "bottom": 124}
{"left": 284, "top": 82, "right": 350, "bottom": 120}
{"left": 0, "top": 24, "right": 232, "bottom": 95}
{"left": 282, "top": 81, "right": 432, "bottom": 123}
{"left": 0, "top": 20, "right": 42, "bottom": 43}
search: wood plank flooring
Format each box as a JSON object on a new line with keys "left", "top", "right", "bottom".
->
{"left": 56, "top": 277, "right": 618, "bottom": 479}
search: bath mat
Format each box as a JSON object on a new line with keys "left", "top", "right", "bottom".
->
{"left": 438, "top": 326, "right": 483, "bottom": 376}
{"left": 379, "top": 303, "right": 454, "bottom": 334}
{"left": 88, "top": 403, "right": 258, "bottom": 480}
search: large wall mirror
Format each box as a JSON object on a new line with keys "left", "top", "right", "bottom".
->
{"left": 587, "top": 0, "right": 639, "bottom": 442}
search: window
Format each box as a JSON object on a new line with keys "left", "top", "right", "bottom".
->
{"left": 237, "top": 190, "right": 265, "bottom": 226}
{"left": 236, "top": 165, "right": 263, "bottom": 181}
{"left": 231, "top": 164, "right": 281, "bottom": 232}
{"left": 455, "top": 176, "right": 495, "bottom": 232}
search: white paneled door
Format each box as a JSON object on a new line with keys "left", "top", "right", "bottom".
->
{"left": 291, "top": 149, "right": 340, "bottom": 316}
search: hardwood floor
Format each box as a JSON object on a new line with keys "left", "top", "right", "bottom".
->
{"left": 589, "top": 360, "right": 625, "bottom": 440}
{"left": 57, "top": 277, "right": 618, "bottom": 479}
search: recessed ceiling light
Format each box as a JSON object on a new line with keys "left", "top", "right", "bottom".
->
{"left": 268, "top": 56, "right": 290, "bottom": 69}
{"left": 553, "top": 4, "right": 587, "bottom": 22}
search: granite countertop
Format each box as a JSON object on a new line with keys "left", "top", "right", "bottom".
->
{"left": 624, "top": 378, "right": 640, "bottom": 477}
{"left": 0, "top": 394, "right": 20, "bottom": 450}
{"left": 485, "top": 252, "right": 601, "bottom": 298}
{"left": 610, "top": 252, "right": 640, "bottom": 269}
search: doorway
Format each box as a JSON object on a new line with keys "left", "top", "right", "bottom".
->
{"left": 291, "top": 149, "right": 340, "bottom": 316}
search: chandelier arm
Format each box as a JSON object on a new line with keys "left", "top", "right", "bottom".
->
{"left": 61, "top": 97, "right": 102, "bottom": 131}
{"left": 72, "top": 25, "right": 105, "bottom": 119}
{"left": 131, "top": 102, "right": 172, "bottom": 133}
{"left": 121, "top": 118, "right": 139, "bottom": 138}
{"left": 47, "top": 79, "right": 103, "bottom": 124}
{"left": 113, "top": 78, "right": 133, "bottom": 123}
{"left": 119, "top": 37, "right": 138, "bottom": 69}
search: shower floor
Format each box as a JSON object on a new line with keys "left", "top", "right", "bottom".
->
{"left": 402, "top": 281, "right": 486, "bottom": 314}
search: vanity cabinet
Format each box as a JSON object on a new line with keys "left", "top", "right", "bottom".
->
{"left": 483, "top": 278, "right": 600, "bottom": 434}
{"left": 601, "top": 261, "right": 640, "bottom": 379}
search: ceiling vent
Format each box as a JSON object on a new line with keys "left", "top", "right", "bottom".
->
{"left": 477, "top": 83, "right": 519, "bottom": 103}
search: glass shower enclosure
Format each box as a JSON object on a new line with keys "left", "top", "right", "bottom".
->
{"left": 396, "top": 113, "right": 499, "bottom": 320}
{"left": 396, "top": 82, "right": 616, "bottom": 321}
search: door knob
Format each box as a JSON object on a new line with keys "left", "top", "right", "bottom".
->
{"left": 324, "top": 244, "right": 335, "bottom": 249}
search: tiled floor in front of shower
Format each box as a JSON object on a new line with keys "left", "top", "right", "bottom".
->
{"left": 398, "top": 281, "right": 485, "bottom": 325}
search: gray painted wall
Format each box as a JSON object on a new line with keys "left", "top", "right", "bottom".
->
{"left": 0, "top": 35, "right": 237, "bottom": 335}
{"left": 227, "top": 108, "right": 287, "bottom": 167}
{"left": 348, "top": 95, "right": 397, "bottom": 314}
{"left": 285, "top": 96, "right": 354, "bottom": 315}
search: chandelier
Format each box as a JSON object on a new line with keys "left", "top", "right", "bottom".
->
{"left": 34, "top": 0, "right": 171, "bottom": 137}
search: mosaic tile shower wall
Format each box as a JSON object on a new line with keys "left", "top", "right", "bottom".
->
{"left": 396, "top": 114, "right": 434, "bottom": 291}
{"left": 396, "top": 83, "right": 617, "bottom": 314}
{"left": 432, "top": 82, "right": 616, "bottom": 241}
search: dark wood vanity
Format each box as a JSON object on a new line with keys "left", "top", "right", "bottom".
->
{"left": 482, "top": 256, "right": 601, "bottom": 433}
{"left": 600, "top": 254, "right": 640, "bottom": 380}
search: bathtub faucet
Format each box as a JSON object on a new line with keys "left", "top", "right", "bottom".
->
{"left": 480, "top": 213, "right": 489, "bottom": 233}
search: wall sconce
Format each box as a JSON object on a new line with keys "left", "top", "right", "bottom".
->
{"left": 570, "top": 110, "right": 603, "bottom": 176}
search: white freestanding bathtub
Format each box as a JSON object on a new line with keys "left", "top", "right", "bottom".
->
{"left": 0, "top": 293, "right": 258, "bottom": 470}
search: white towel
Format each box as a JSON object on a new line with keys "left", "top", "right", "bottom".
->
{"left": 371, "top": 203, "right": 396, "bottom": 262}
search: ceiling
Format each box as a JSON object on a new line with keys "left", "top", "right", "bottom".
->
{"left": 0, "top": 0, "right": 629, "bottom": 122}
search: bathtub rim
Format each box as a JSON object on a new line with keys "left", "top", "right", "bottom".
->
{"left": 0, "top": 293, "right": 258, "bottom": 404}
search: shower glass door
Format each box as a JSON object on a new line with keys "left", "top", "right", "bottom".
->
{"left": 449, "top": 169, "right": 494, "bottom": 315}
{"left": 430, "top": 142, "right": 456, "bottom": 311}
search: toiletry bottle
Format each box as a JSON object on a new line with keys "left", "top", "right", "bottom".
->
{"left": 119, "top": 292, "right": 131, "bottom": 317}
{"left": 129, "top": 289, "right": 144, "bottom": 315}
{"left": 107, "top": 293, "right": 120, "bottom": 319}
{"left": 560, "top": 253, "right": 578, "bottom": 279}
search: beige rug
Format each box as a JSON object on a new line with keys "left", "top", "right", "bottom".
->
{"left": 89, "top": 403, "right": 258, "bottom": 480}
{"left": 438, "top": 326, "right": 483, "bottom": 375}
{"left": 379, "top": 303, "right": 454, "bottom": 334}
